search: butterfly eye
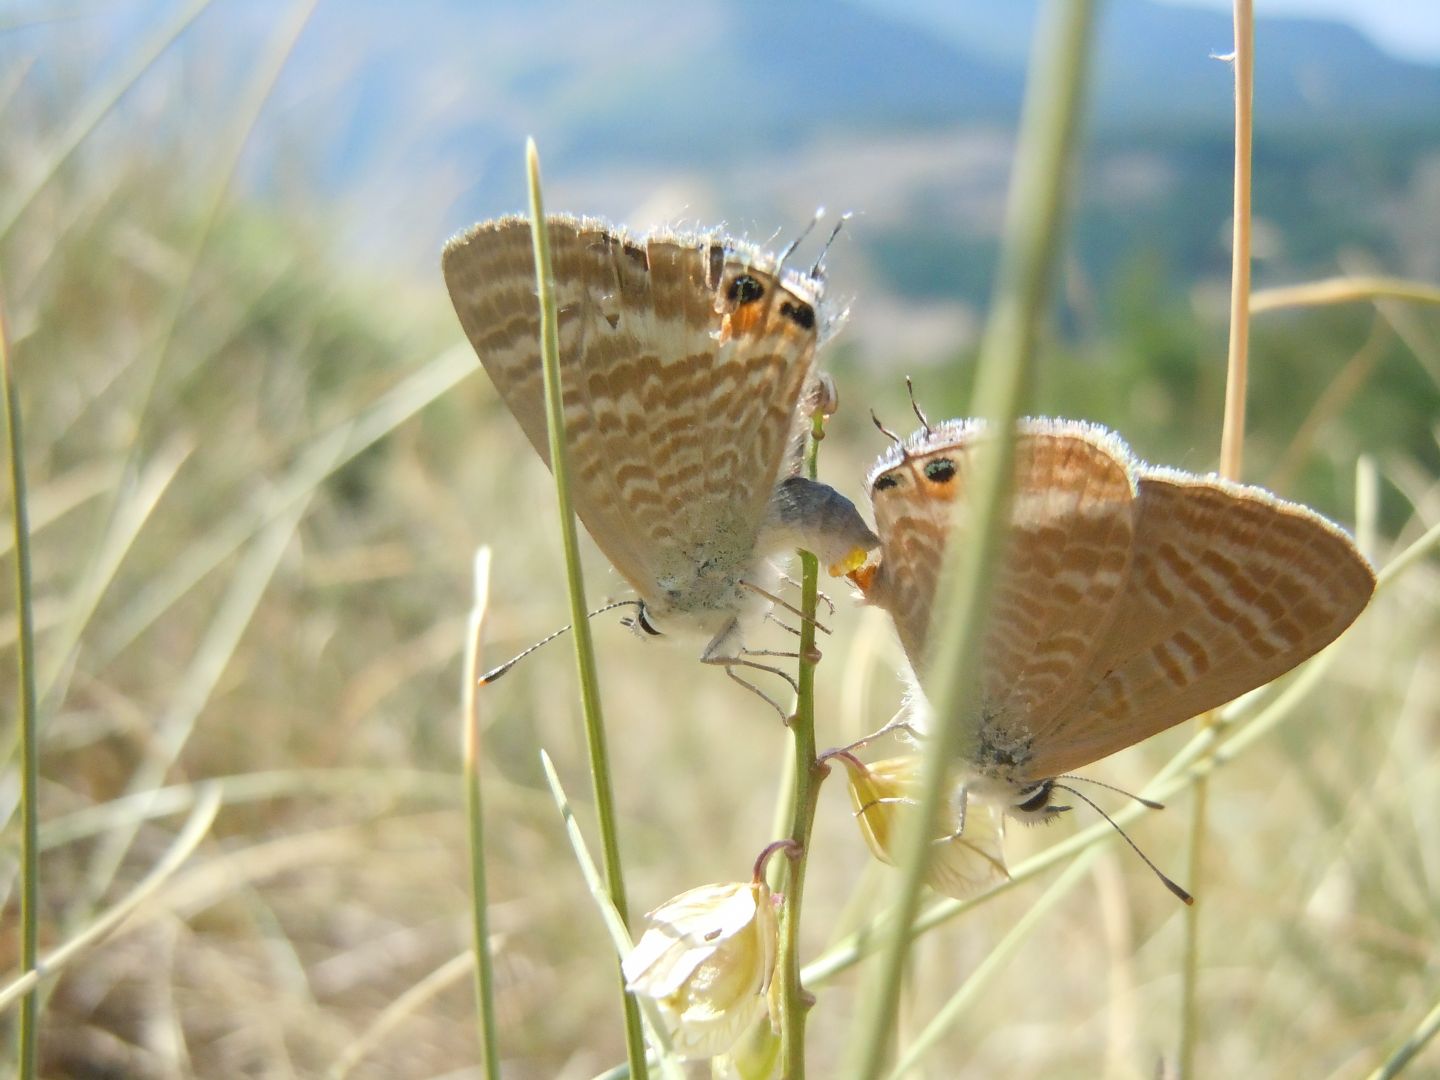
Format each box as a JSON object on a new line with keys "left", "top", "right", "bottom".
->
{"left": 727, "top": 274, "right": 766, "bottom": 305}
{"left": 874, "top": 473, "right": 901, "bottom": 492}
{"left": 924, "top": 458, "right": 957, "bottom": 484}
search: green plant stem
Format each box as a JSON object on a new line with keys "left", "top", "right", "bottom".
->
{"left": 2, "top": 290, "right": 40, "bottom": 1076}
{"left": 777, "top": 411, "right": 830, "bottom": 1078}
{"left": 524, "top": 140, "right": 647, "bottom": 1080}
{"left": 462, "top": 548, "right": 502, "bottom": 1079}
{"left": 850, "top": 3, "right": 1096, "bottom": 1075}
{"left": 1181, "top": 4, "right": 1254, "bottom": 1075}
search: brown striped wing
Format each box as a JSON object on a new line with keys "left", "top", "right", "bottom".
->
{"left": 1018, "top": 468, "right": 1375, "bottom": 779}
{"left": 442, "top": 215, "right": 821, "bottom": 603}
{"left": 861, "top": 421, "right": 1140, "bottom": 742}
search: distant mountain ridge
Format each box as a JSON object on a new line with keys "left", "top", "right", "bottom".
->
{"left": 400, "top": 0, "right": 1434, "bottom": 160}
{"left": 20, "top": 0, "right": 1430, "bottom": 314}
{"left": 862, "top": 0, "right": 1440, "bottom": 129}
{"left": 262, "top": 0, "right": 1439, "bottom": 225}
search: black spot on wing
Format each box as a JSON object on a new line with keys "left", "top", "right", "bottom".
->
{"left": 924, "top": 458, "right": 957, "bottom": 484}
{"left": 780, "top": 300, "right": 815, "bottom": 329}
{"left": 728, "top": 274, "right": 766, "bottom": 305}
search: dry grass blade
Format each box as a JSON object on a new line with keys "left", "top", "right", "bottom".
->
{"left": 1182, "top": 3, "right": 1256, "bottom": 1071}
{"left": 326, "top": 952, "right": 476, "bottom": 1080}
{"left": 29, "top": 437, "right": 190, "bottom": 711}
{"left": 93, "top": 344, "right": 477, "bottom": 665}
{"left": 1250, "top": 276, "right": 1440, "bottom": 314}
{"left": 39, "top": 768, "right": 456, "bottom": 850}
{"left": 0, "top": 461, "right": 120, "bottom": 561}
{"left": 0, "top": 0, "right": 217, "bottom": 240}
{"left": 72, "top": 461, "right": 326, "bottom": 914}
{"left": 0, "top": 783, "right": 221, "bottom": 1012}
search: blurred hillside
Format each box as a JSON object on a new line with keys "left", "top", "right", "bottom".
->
{"left": 6, "top": 0, "right": 1438, "bottom": 380}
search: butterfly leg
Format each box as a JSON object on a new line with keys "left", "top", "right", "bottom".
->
{"left": 764, "top": 610, "right": 803, "bottom": 637}
{"left": 738, "top": 579, "right": 831, "bottom": 635}
{"left": 701, "top": 618, "right": 800, "bottom": 721}
{"left": 922, "top": 785, "right": 973, "bottom": 847}
{"left": 712, "top": 661, "right": 793, "bottom": 722}
{"left": 837, "top": 707, "right": 923, "bottom": 754}
{"left": 774, "top": 571, "right": 837, "bottom": 617}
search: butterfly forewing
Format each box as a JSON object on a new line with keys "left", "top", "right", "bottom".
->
{"left": 442, "top": 215, "right": 822, "bottom": 607}
{"left": 865, "top": 421, "right": 1140, "bottom": 731}
{"left": 1020, "top": 468, "right": 1376, "bottom": 779}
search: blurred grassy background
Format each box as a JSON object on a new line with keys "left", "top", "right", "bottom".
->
{"left": 1, "top": 1, "right": 1438, "bottom": 1077}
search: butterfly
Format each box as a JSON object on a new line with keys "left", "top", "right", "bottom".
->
{"left": 443, "top": 214, "right": 879, "bottom": 710}
{"left": 849, "top": 416, "right": 1376, "bottom": 826}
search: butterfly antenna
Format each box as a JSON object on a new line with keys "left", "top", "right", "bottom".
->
{"left": 779, "top": 207, "right": 825, "bottom": 266}
{"left": 1052, "top": 783, "right": 1194, "bottom": 905}
{"left": 871, "top": 410, "right": 906, "bottom": 453}
{"left": 478, "top": 600, "right": 641, "bottom": 685}
{"left": 810, "top": 211, "right": 852, "bottom": 278}
{"left": 1057, "top": 773, "right": 1166, "bottom": 810}
{"left": 905, "top": 376, "right": 932, "bottom": 435}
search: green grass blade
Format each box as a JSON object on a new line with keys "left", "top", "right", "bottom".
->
{"left": 462, "top": 547, "right": 503, "bottom": 1078}
{"left": 849, "top": 3, "right": 1097, "bottom": 1074}
{"left": 524, "top": 139, "right": 647, "bottom": 1079}
{"left": 538, "top": 751, "right": 686, "bottom": 1080}
{"left": 2, "top": 283, "right": 41, "bottom": 1076}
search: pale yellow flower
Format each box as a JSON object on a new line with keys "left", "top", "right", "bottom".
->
{"left": 713, "top": 1018, "right": 781, "bottom": 1080}
{"left": 841, "top": 754, "right": 1009, "bottom": 899}
{"left": 622, "top": 880, "right": 780, "bottom": 1060}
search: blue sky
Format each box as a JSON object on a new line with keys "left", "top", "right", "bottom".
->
{"left": 1164, "top": 0, "right": 1440, "bottom": 61}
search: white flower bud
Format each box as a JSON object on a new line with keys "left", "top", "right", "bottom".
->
{"left": 622, "top": 880, "right": 780, "bottom": 1060}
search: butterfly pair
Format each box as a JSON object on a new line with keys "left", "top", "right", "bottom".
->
{"left": 443, "top": 215, "right": 1374, "bottom": 835}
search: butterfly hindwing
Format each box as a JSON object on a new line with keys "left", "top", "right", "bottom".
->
{"left": 1020, "top": 468, "right": 1376, "bottom": 778}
